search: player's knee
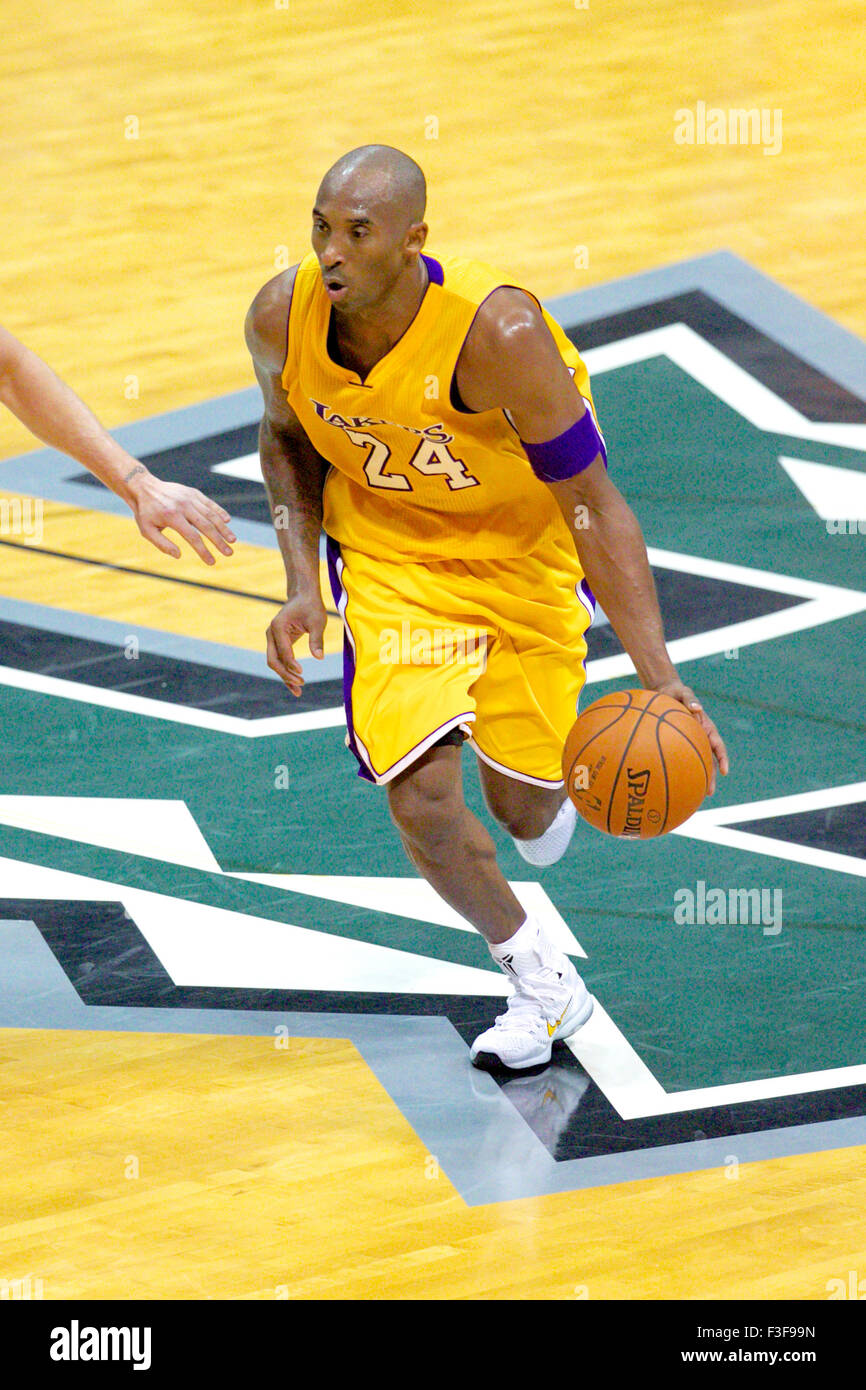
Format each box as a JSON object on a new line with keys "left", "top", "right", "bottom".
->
{"left": 486, "top": 789, "right": 565, "bottom": 840}
{"left": 387, "top": 750, "right": 463, "bottom": 849}
{"left": 492, "top": 807, "right": 545, "bottom": 839}
{"left": 490, "top": 806, "right": 534, "bottom": 838}
{"left": 482, "top": 783, "right": 522, "bottom": 834}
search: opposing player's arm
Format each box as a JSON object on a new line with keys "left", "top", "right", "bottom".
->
{"left": 457, "top": 290, "right": 728, "bottom": 781}
{"left": 0, "top": 323, "right": 235, "bottom": 563}
{"left": 244, "top": 269, "right": 330, "bottom": 693}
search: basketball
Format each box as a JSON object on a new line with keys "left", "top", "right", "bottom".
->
{"left": 562, "top": 689, "right": 713, "bottom": 838}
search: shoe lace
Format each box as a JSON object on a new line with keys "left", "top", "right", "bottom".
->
{"left": 494, "top": 967, "right": 568, "bottom": 1033}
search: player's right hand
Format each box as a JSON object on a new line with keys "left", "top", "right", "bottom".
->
{"left": 653, "top": 677, "right": 730, "bottom": 795}
{"left": 266, "top": 592, "right": 328, "bottom": 697}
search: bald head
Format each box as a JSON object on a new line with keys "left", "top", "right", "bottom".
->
{"left": 317, "top": 145, "right": 427, "bottom": 230}
{"left": 311, "top": 146, "right": 429, "bottom": 315}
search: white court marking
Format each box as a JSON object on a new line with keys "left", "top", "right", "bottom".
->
{"left": 0, "top": 856, "right": 511, "bottom": 1000}
{"left": 0, "top": 796, "right": 584, "bottom": 952}
{"left": 778, "top": 455, "right": 866, "bottom": 522}
{"left": 673, "top": 781, "right": 866, "bottom": 880}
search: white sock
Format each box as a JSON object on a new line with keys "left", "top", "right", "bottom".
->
{"left": 489, "top": 915, "right": 552, "bottom": 979}
{"left": 511, "top": 796, "right": 576, "bottom": 867}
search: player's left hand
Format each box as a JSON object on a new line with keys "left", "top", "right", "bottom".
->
{"left": 128, "top": 474, "right": 236, "bottom": 564}
{"left": 653, "top": 678, "right": 729, "bottom": 795}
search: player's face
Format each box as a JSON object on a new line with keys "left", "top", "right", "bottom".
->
{"left": 311, "top": 190, "right": 419, "bottom": 313}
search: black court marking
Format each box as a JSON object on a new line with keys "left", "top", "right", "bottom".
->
{"left": 736, "top": 802, "right": 866, "bottom": 860}
{"left": 569, "top": 289, "right": 866, "bottom": 424}
{"left": 585, "top": 568, "right": 803, "bottom": 660}
{"left": 59, "top": 292, "right": 866, "bottom": 539}
{"left": 8, "top": 897, "right": 866, "bottom": 1163}
{"left": 0, "top": 564, "right": 804, "bottom": 719}
{"left": 0, "top": 617, "right": 342, "bottom": 717}
{"left": 0, "top": 898, "right": 499, "bottom": 1031}
{"left": 489, "top": 1047, "right": 866, "bottom": 1162}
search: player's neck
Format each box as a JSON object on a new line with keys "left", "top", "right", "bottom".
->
{"left": 331, "top": 259, "right": 429, "bottom": 374}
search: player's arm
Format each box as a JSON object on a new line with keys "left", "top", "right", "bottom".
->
{"left": 456, "top": 290, "right": 729, "bottom": 782}
{"left": 0, "top": 323, "right": 235, "bottom": 564}
{"left": 244, "top": 269, "right": 330, "bottom": 696}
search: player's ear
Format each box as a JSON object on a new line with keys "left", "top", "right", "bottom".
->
{"left": 405, "top": 221, "right": 428, "bottom": 256}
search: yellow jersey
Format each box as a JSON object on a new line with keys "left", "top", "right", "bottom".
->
{"left": 282, "top": 250, "right": 597, "bottom": 561}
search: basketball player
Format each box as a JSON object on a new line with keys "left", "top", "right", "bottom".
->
{"left": 0, "top": 324, "right": 235, "bottom": 563}
{"left": 245, "top": 146, "right": 729, "bottom": 1070}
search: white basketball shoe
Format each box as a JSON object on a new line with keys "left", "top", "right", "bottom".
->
{"left": 470, "top": 925, "right": 594, "bottom": 1071}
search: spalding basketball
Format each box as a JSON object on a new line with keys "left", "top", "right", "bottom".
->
{"left": 562, "top": 689, "right": 713, "bottom": 838}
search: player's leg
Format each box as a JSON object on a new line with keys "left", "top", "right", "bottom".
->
{"left": 386, "top": 742, "right": 525, "bottom": 944}
{"left": 477, "top": 759, "right": 566, "bottom": 838}
{"left": 476, "top": 758, "right": 577, "bottom": 867}
{"left": 327, "top": 537, "right": 592, "bottom": 1069}
{"left": 450, "top": 542, "right": 596, "bottom": 1064}
{"left": 387, "top": 740, "right": 591, "bottom": 1070}
{"left": 465, "top": 537, "right": 592, "bottom": 871}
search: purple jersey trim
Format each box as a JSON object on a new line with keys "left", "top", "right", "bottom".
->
{"left": 325, "top": 533, "right": 375, "bottom": 784}
{"left": 281, "top": 264, "right": 299, "bottom": 382}
{"left": 372, "top": 713, "right": 474, "bottom": 783}
{"left": 421, "top": 254, "right": 444, "bottom": 286}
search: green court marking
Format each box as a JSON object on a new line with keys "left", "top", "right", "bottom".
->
{"left": 1, "top": 354, "right": 863, "bottom": 1095}
{"left": 593, "top": 359, "right": 866, "bottom": 589}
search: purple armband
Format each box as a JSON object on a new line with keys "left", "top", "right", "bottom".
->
{"left": 520, "top": 409, "right": 607, "bottom": 481}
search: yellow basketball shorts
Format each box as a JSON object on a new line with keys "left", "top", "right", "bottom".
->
{"left": 324, "top": 530, "right": 595, "bottom": 788}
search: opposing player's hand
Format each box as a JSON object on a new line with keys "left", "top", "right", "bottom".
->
{"left": 267, "top": 592, "right": 328, "bottom": 697}
{"left": 653, "top": 678, "right": 729, "bottom": 795}
{"left": 128, "top": 473, "right": 236, "bottom": 564}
